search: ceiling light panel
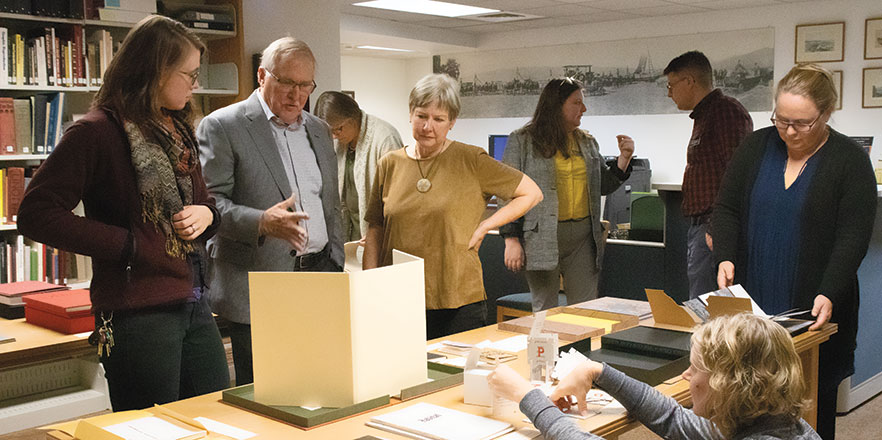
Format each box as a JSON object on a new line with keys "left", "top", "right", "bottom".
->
{"left": 353, "top": 0, "right": 499, "bottom": 18}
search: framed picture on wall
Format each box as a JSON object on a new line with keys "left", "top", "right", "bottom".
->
{"left": 795, "top": 22, "right": 845, "bottom": 63}
{"left": 862, "top": 67, "right": 882, "bottom": 108}
{"left": 866, "top": 17, "right": 882, "bottom": 59}
{"left": 832, "top": 70, "right": 843, "bottom": 109}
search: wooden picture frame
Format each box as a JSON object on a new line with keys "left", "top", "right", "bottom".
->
{"left": 795, "top": 22, "right": 845, "bottom": 63}
{"left": 832, "top": 70, "right": 843, "bottom": 110}
{"left": 862, "top": 67, "right": 882, "bottom": 108}
{"left": 866, "top": 18, "right": 882, "bottom": 60}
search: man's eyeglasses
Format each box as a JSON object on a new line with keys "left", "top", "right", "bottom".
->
{"left": 666, "top": 77, "right": 687, "bottom": 91}
{"left": 770, "top": 111, "right": 822, "bottom": 133}
{"left": 266, "top": 69, "right": 317, "bottom": 94}
{"left": 181, "top": 69, "right": 200, "bottom": 86}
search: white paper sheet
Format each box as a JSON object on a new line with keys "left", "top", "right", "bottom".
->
{"left": 489, "top": 335, "right": 529, "bottom": 353}
{"left": 194, "top": 417, "right": 256, "bottom": 440}
{"left": 103, "top": 416, "right": 203, "bottom": 440}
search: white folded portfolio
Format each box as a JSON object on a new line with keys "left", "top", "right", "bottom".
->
{"left": 249, "top": 245, "right": 428, "bottom": 407}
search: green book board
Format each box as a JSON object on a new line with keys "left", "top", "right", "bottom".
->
{"left": 222, "top": 363, "right": 463, "bottom": 428}
{"left": 222, "top": 385, "right": 390, "bottom": 428}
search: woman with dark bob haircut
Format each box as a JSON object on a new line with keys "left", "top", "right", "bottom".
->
{"left": 313, "top": 91, "right": 403, "bottom": 241}
{"left": 500, "top": 77, "right": 634, "bottom": 312}
{"left": 18, "top": 15, "right": 229, "bottom": 410}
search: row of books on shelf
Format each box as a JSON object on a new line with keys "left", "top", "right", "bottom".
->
{"left": 0, "top": 235, "right": 91, "bottom": 288}
{"left": 1, "top": 0, "right": 155, "bottom": 20}
{"left": 0, "top": 166, "right": 30, "bottom": 225}
{"left": 0, "top": 93, "right": 65, "bottom": 155}
{"left": 0, "top": 25, "right": 116, "bottom": 88}
{"left": 0, "top": 0, "right": 79, "bottom": 18}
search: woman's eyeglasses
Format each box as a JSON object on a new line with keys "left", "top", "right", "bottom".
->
{"left": 770, "top": 111, "right": 822, "bottom": 133}
{"left": 181, "top": 68, "right": 200, "bottom": 86}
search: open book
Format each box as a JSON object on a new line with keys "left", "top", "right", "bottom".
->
{"left": 682, "top": 285, "right": 812, "bottom": 336}
{"left": 366, "top": 402, "right": 514, "bottom": 440}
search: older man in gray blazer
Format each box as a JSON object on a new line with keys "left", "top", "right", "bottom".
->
{"left": 197, "top": 37, "right": 344, "bottom": 386}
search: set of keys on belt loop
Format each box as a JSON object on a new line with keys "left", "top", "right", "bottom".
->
{"left": 88, "top": 311, "right": 115, "bottom": 357}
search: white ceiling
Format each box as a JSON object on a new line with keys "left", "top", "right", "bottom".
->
{"left": 340, "top": 0, "right": 813, "bottom": 58}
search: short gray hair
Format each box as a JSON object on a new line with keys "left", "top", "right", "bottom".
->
{"left": 409, "top": 74, "right": 461, "bottom": 120}
{"left": 260, "top": 37, "right": 315, "bottom": 73}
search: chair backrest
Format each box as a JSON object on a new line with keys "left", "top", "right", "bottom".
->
{"left": 629, "top": 192, "right": 664, "bottom": 241}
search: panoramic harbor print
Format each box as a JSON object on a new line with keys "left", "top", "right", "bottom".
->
{"left": 434, "top": 28, "right": 774, "bottom": 118}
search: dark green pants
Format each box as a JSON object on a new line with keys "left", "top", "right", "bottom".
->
{"left": 98, "top": 294, "right": 229, "bottom": 411}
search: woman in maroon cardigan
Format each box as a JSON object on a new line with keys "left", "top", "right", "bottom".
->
{"left": 17, "top": 16, "right": 229, "bottom": 411}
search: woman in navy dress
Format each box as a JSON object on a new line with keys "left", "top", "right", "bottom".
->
{"left": 713, "top": 64, "right": 877, "bottom": 439}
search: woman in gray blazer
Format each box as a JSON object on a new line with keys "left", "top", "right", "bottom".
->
{"left": 500, "top": 77, "right": 634, "bottom": 312}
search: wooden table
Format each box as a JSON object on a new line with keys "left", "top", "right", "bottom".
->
{"left": 41, "top": 318, "right": 834, "bottom": 439}
{"left": 0, "top": 318, "right": 94, "bottom": 369}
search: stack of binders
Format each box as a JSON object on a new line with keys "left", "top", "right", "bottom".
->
{"left": 176, "top": 10, "right": 234, "bottom": 31}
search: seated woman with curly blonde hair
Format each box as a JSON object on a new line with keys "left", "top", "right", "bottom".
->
{"left": 489, "top": 313, "right": 818, "bottom": 439}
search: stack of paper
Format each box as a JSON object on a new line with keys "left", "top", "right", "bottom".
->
{"left": 367, "top": 402, "right": 514, "bottom": 440}
{"left": 573, "top": 297, "right": 653, "bottom": 320}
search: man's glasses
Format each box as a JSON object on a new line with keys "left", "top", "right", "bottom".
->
{"left": 770, "top": 111, "right": 822, "bottom": 133}
{"left": 666, "top": 77, "right": 687, "bottom": 91}
{"left": 265, "top": 69, "right": 317, "bottom": 94}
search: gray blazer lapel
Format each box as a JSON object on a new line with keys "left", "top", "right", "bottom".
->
{"left": 243, "top": 93, "right": 292, "bottom": 198}
{"left": 303, "top": 113, "right": 333, "bottom": 177}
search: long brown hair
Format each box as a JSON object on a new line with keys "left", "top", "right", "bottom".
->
{"left": 93, "top": 15, "right": 205, "bottom": 123}
{"left": 525, "top": 77, "right": 582, "bottom": 158}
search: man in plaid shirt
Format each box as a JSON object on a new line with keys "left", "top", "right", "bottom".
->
{"left": 664, "top": 51, "right": 753, "bottom": 299}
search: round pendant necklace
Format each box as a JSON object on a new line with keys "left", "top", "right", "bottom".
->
{"left": 413, "top": 141, "right": 449, "bottom": 193}
{"left": 415, "top": 157, "right": 433, "bottom": 193}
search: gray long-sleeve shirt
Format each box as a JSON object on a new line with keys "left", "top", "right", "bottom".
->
{"left": 519, "top": 364, "right": 820, "bottom": 440}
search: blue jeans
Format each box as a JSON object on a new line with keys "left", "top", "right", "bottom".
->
{"left": 687, "top": 222, "right": 717, "bottom": 299}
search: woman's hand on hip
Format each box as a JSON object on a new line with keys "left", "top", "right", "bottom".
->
{"left": 504, "top": 237, "right": 525, "bottom": 272}
{"left": 809, "top": 294, "right": 833, "bottom": 331}
{"left": 173, "top": 205, "right": 213, "bottom": 241}
{"left": 717, "top": 261, "right": 735, "bottom": 289}
{"left": 468, "top": 222, "right": 492, "bottom": 252}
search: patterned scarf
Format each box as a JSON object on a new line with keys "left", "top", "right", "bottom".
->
{"left": 124, "top": 114, "right": 197, "bottom": 259}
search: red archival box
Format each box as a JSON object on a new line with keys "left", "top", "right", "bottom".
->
{"left": 23, "top": 289, "right": 93, "bottom": 334}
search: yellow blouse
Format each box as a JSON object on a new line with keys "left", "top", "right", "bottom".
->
{"left": 554, "top": 134, "right": 590, "bottom": 221}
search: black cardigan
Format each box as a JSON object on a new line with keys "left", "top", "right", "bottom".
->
{"left": 713, "top": 126, "right": 877, "bottom": 363}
